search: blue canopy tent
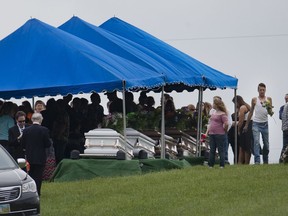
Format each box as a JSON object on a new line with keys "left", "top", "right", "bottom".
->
{"left": 0, "top": 18, "right": 166, "bottom": 100}
{"left": 0, "top": 19, "right": 169, "bottom": 160}
{"left": 58, "top": 16, "right": 204, "bottom": 90}
{"left": 99, "top": 17, "right": 238, "bottom": 158}
{"left": 58, "top": 16, "right": 225, "bottom": 159}
{"left": 99, "top": 17, "right": 238, "bottom": 91}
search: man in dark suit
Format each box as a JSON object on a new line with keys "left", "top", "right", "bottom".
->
{"left": 8, "top": 111, "right": 29, "bottom": 160}
{"left": 22, "top": 112, "right": 51, "bottom": 196}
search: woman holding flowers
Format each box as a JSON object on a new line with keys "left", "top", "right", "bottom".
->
{"left": 244, "top": 83, "right": 273, "bottom": 164}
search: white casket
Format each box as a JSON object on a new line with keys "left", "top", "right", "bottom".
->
{"left": 139, "top": 130, "right": 178, "bottom": 159}
{"left": 165, "top": 128, "right": 197, "bottom": 157}
{"left": 82, "top": 128, "right": 134, "bottom": 159}
{"left": 160, "top": 134, "right": 178, "bottom": 159}
{"left": 125, "top": 128, "right": 156, "bottom": 158}
{"left": 178, "top": 135, "right": 197, "bottom": 156}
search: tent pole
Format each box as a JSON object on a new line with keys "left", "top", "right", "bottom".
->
{"left": 234, "top": 89, "right": 238, "bottom": 164}
{"left": 122, "top": 81, "right": 127, "bottom": 160}
{"left": 196, "top": 87, "right": 203, "bottom": 157}
{"left": 32, "top": 97, "right": 35, "bottom": 110}
{"left": 160, "top": 86, "right": 166, "bottom": 159}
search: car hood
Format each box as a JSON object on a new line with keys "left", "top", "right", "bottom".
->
{"left": 0, "top": 168, "right": 29, "bottom": 187}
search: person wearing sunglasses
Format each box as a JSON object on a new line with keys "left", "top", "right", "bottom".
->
{"left": 8, "top": 111, "right": 30, "bottom": 160}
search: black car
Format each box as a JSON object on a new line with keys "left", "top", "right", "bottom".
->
{"left": 0, "top": 145, "right": 40, "bottom": 215}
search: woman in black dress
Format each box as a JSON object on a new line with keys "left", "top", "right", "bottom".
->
{"left": 232, "top": 95, "right": 253, "bottom": 164}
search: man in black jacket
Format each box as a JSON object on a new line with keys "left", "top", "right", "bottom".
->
{"left": 22, "top": 112, "right": 51, "bottom": 196}
{"left": 105, "top": 91, "right": 123, "bottom": 114}
{"left": 8, "top": 111, "right": 29, "bottom": 160}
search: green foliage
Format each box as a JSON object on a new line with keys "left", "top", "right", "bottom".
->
{"left": 41, "top": 164, "right": 288, "bottom": 216}
{"left": 126, "top": 109, "right": 162, "bottom": 131}
{"left": 175, "top": 108, "right": 196, "bottom": 131}
{"left": 175, "top": 109, "right": 208, "bottom": 131}
{"left": 104, "top": 108, "right": 209, "bottom": 133}
{"left": 103, "top": 113, "right": 124, "bottom": 133}
{"left": 103, "top": 110, "right": 162, "bottom": 133}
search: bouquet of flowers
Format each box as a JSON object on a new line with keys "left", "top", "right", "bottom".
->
{"left": 261, "top": 100, "right": 274, "bottom": 116}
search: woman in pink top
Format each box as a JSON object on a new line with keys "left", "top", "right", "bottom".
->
{"left": 208, "top": 98, "right": 229, "bottom": 168}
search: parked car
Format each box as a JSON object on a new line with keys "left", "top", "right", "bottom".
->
{"left": 0, "top": 144, "right": 40, "bottom": 215}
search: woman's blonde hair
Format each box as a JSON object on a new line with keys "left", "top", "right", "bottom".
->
{"left": 213, "top": 98, "right": 227, "bottom": 114}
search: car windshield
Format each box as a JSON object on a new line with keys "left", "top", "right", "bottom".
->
{"left": 0, "top": 145, "right": 18, "bottom": 170}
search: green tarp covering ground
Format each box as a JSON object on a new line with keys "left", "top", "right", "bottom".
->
{"left": 51, "top": 158, "right": 205, "bottom": 182}
{"left": 139, "top": 159, "right": 191, "bottom": 173}
{"left": 51, "top": 159, "right": 142, "bottom": 182}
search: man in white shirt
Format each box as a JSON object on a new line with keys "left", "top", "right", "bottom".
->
{"left": 244, "top": 83, "right": 272, "bottom": 164}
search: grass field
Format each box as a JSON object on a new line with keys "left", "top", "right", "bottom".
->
{"left": 41, "top": 164, "right": 288, "bottom": 216}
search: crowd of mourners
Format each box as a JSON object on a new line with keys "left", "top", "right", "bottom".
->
{"left": 0, "top": 82, "right": 287, "bottom": 172}
{"left": 0, "top": 91, "right": 208, "bottom": 165}
{"left": 2, "top": 82, "right": 287, "bottom": 196}
{"left": 0, "top": 93, "right": 102, "bottom": 165}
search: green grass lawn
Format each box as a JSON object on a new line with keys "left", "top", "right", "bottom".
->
{"left": 41, "top": 164, "right": 288, "bottom": 216}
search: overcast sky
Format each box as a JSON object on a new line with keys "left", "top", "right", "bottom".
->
{"left": 1, "top": 0, "right": 287, "bottom": 163}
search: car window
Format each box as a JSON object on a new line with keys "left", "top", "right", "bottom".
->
{"left": 0, "top": 146, "right": 18, "bottom": 169}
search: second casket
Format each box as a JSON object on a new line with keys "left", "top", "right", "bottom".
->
{"left": 160, "top": 134, "right": 178, "bottom": 159}
{"left": 140, "top": 130, "right": 178, "bottom": 159}
{"left": 125, "top": 128, "right": 156, "bottom": 158}
{"left": 165, "top": 128, "right": 197, "bottom": 157}
{"left": 83, "top": 128, "right": 134, "bottom": 159}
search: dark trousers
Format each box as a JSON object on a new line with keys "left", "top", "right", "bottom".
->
{"left": 29, "top": 164, "right": 45, "bottom": 196}
{"left": 208, "top": 134, "right": 226, "bottom": 167}
{"left": 53, "top": 139, "right": 68, "bottom": 165}
{"left": 280, "top": 130, "right": 288, "bottom": 160}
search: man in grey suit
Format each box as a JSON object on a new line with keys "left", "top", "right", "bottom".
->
{"left": 22, "top": 113, "right": 51, "bottom": 196}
